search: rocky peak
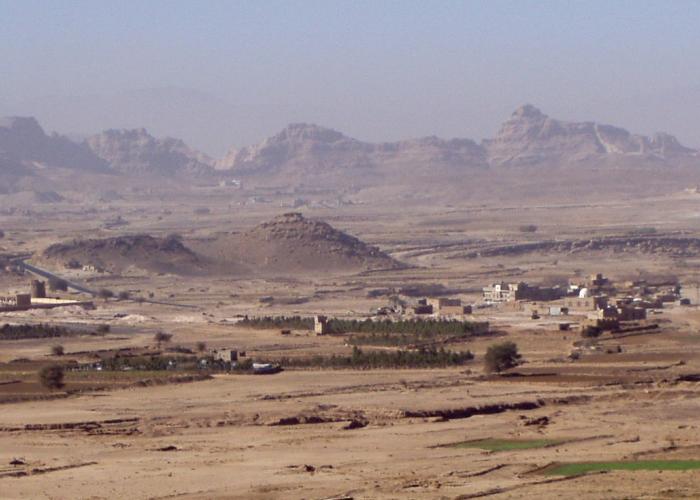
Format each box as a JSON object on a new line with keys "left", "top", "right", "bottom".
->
{"left": 0, "top": 115, "right": 109, "bottom": 171}
{"left": 511, "top": 104, "right": 547, "bottom": 120}
{"left": 486, "top": 105, "right": 697, "bottom": 166}
{"left": 273, "top": 123, "right": 346, "bottom": 144}
{"left": 0, "top": 116, "right": 45, "bottom": 136}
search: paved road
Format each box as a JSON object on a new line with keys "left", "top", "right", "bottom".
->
{"left": 17, "top": 260, "right": 199, "bottom": 309}
{"left": 17, "top": 261, "right": 97, "bottom": 296}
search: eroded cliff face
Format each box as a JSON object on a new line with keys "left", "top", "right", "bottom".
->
{"left": 484, "top": 104, "right": 696, "bottom": 167}
{"left": 86, "top": 128, "right": 213, "bottom": 176}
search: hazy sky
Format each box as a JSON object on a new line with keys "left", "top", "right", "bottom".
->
{"left": 1, "top": 0, "right": 700, "bottom": 155}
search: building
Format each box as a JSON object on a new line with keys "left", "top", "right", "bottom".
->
{"left": 30, "top": 280, "right": 46, "bottom": 298}
{"left": 412, "top": 304, "right": 433, "bottom": 315}
{"left": 548, "top": 306, "right": 569, "bottom": 316}
{"left": 563, "top": 295, "right": 608, "bottom": 311}
{"left": 15, "top": 293, "right": 31, "bottom": 308}
{"left": 219, "top": 179, "right": 242, "bottom": 188}
{"left": 427, "top": 297, "right": 471, "bottom": 315}
{"left": 213, "top": 349, "right": 239, "bottom": 363}
{"left": 314, "top": 315, "right": 329, "bottom": 335}
{"left": 483, "top": 282, "right": 565, "bottom": 302}
{"left": 483, "top": 282, "right": 516, "bottom": 302}
{"left": 618, "top": 305, "right": 647, "bottom": 321}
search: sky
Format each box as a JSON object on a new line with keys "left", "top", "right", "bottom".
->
{"left": 1, "top": 0, "right": 700, "bottom": 156}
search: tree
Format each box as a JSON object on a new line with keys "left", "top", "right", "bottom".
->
{"left": 154, "top": 331, "right": 173, "bottom": 349}
{"left": 98, "top": 289, "right": 114, "bottom": 301}
{"left": 51, "top": 344, "right": 64, "bottom": 356}
{"left": 39, "top": 365, "right": 65, "bottom": 390}
{"left": 48, "top": 277, "right": 68, "bottom": 292}
{"left": 196, "top": 341, "right": 207, "bottom": 353}
{"left": 484, "top": 341, "right": 521, "bottom": 373}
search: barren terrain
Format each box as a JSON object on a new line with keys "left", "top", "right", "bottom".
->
{"left": 2, "top": 181, "right": 700, "bottom": 499}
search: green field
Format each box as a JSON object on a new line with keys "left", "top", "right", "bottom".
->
{"left": 543, "top": 460, "right": 700, "bottom": 476}
{"left": 449, "top": 438, "right": 566, "bottom": 452}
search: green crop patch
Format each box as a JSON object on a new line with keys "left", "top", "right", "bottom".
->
{"left": 543, "top": 460, "right": 700, "bottom": 476}
{"left": 449, "top": 438, "right": 566, "bottom": 452}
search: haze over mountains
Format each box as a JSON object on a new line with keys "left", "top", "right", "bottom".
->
{"left": 1, "top": 105, "right": 698, "bottom": 190}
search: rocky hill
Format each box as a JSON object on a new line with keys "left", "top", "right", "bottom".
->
{"left": 86, "top": 128, "right": 214, "bottom": 176}
{"left": 194, "top": 212, "right": 404, "bottom": 275}
{"left": 0, "top": 116, "right": 109, "bottom": 172}
{"left": 42, "top": 234, "right": 203, "bottom": 275}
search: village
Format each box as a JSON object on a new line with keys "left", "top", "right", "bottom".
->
{"left": 0, "top": 268, "right": 692, "bottom": 379}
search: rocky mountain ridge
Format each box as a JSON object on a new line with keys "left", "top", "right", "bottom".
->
{"left": 1, "top": 106, "right": 697, "bottom": 181}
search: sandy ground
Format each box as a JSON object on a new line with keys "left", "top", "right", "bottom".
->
{"left": 2, "top": 189, "right": 700, "bottom": 498}
{"left": 2, "top": 368, "right": 700, "bottom": 499}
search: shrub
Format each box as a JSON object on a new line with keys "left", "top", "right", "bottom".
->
{"left": 196, "top": 341, "right": 207, "bottom": 353}
{"left": 96, "top": 324, "right": 110, "bottom": 334}
{"left": 51, "top": 344, "right": 64, "bottom": 356}
{"left": 518, "top": 225, "right": 538, "bottom": 233}
{"left": 0, "top": 323, "right": 72, "bottom": 340}
{"left": 39, "top": 365, "right": 65, "bottom": 390}
{"left": 154, "top": 331, "right": 173, "bottom": 348}
{"left": 117, "top": 291, "right": 130, "bottom": 301}
{"left": 98, "top": 289, "right": 114, "bottom": 300}
{"left": 484, "top": 341, "right": 521, "bottom": 373}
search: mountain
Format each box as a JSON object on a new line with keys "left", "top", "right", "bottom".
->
{"left": 217, "top": 106, "right": 697, "bottom": 186}
{"left": 217, "top": 123, "right": 486, "bottom": 184}
{"left": 485, "top": 104, "right": 696, "bottom": 167}
{"left": 2, "top": 106, "right": 697, "bottom": 193}
{"left": 217, "top": 123, "right": 374, "bottom": 175}
{"left": 0, "top": 116, "right": 109, "bottom": 172}
{"left": 0, "top": 152, "right": 31, "bottom": 177}
{"left": 11, "top": 87, "right": 239, "bottom": 156}
{"left": 192, "top": 212, "right": 404, "bottom": 275}
{"left": 86, "top": 128, "right": 214, "bottom": 176}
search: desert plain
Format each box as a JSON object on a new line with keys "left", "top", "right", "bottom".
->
{"left": 2, "top": 179, "right": 700, "bottom": 499}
